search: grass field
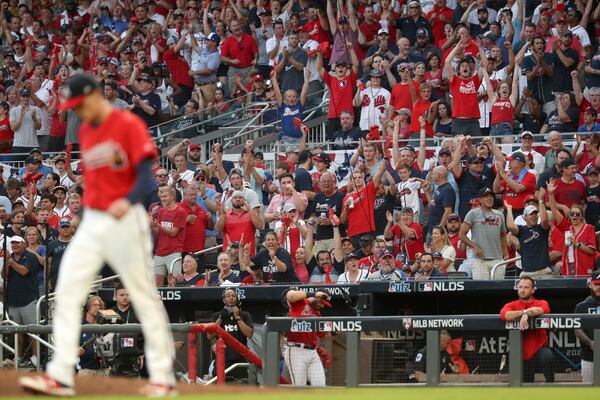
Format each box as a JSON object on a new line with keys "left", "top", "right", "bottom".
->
{"left": 3, "top": 387, "right": 600, "bottom": 400}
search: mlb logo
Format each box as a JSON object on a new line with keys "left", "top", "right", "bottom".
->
{"left": 536, "top": 318, "right": 550, "bottom": 329}
{"left": 402, "top": 318, "right": 413, "bottom": 330}
{"left": 121, "top": 338, "right": 134, "bottom": 347}
{"left": 421, "top": 282, "right": 433, "bottom": 292}
{"left": 319, "top": 321, "right": 333, "bottom": 332}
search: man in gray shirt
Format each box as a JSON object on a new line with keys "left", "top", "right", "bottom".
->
{"left": 276, "top": 30, "right": 307, "bottom": 93}
{"left": 254, "top": 9, "right": 274, "bottom": 78}
{"left": 103, "top": 81, "right": 129, "bottom": 109}
{"left": 460, "top": 187, "right": 508, "bottom": 280}
{"left": 10, "top": 89, "right": 42, "bottom": 158}
{"left": 189, "top": 32, "right": 220, "bottom": 104}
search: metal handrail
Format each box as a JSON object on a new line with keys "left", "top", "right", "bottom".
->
{"left": 1, "top": 319, "right": 56, "bottom": 372}
{"left": 203, "top": 362, "right": 250, "bottom": 385}
{"left": 490, "top": 257, "right": 521, "bottom": 279}
{"left": 168, "top": 244, "right": 222, "bottom": 276}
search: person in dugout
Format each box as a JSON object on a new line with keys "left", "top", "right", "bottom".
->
{"left": 410, "top": 329, "right": 469, "bottom": 382}
{"left": 500, "top": 276, "right": 554, "bottom": 382}
{"left": 210, "top": 288, "right": 253, "bottom": 382}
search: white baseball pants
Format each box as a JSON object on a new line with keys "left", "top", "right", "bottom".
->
{"left": 283, "top": 345, "right": 326, "bottom": 387}
{"left": 47, "top": 205, "right": 175, "bottom": 387}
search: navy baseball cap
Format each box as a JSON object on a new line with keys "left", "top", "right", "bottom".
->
{"left": 59, "top": 217, "right": 71, "bottom": 227}
{"left": 381, "top": 249, "right": 395, "bottom": 259}
{"left": 479, "top": 187, "right": 494, "bottom": 198}
{"left": 344, "top": 252, "right": 360, "bottom": 263}
{"left": 59, "top": 74, "right": 99, "bottom": 111}
{"left": 591, "top": 271, "right": 600, "bottom": 283}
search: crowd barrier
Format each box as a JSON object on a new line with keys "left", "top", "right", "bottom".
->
{"left": 263, "top": 314, "right": 600, "bottom": 387}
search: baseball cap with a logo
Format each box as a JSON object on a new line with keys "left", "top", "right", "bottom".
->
{"left": 591, "top": 271, "right": 600, "bottom": 283}
{"left": 59, "top": 74, "right": 99, "bottom": 111}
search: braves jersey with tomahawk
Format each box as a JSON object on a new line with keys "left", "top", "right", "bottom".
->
{"left": 287, "top": 298, "right": 322, "bottom": 346}
{"left": 358, "top": 87, "right": 391, "bottom": 131}
{"left": 79, "top": 109, "right": 156, "bottom": 210}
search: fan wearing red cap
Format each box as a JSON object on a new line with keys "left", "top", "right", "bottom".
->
{"left": 574, "top": 270, "right": 600, "bottom": 383}
{"left": 284, "top": 288, "right": 332, "bottom": 386}
{"left": 19, "top": 73, "right": 177, "bottom": 397}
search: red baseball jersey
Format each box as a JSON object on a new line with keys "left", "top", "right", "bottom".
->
{"left": 287, "top": 298, "right": 320, "bottom": 346}
{"left": 500, "top": 297, "right": 550, "bottom": 360}
{"left": 79, "top": 109, "right": 156, "bottom": 210}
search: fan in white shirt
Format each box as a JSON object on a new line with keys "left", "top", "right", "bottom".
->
{"left": 337, "top": 253, "right": 370, "bottom": 283}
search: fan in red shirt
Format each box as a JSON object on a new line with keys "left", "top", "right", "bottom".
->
{"left": 283, "top": 288, "right": 331, "bottom": 387}
{"left": 444, "top": 37, "right": 483, "bottom": 136}
{"left": 493, "top": 152, "right": 537, "bottom": 216}
{"left": 426, "top": 0, "right": 454, "bottom": 43}
{"left": 341, "top": 153, "right": 387, "bottom": 241}
{"left": 500, "top": 276, "right": 554, "bottom": 383}
{"left": 358, "top": 6, "right": 381, "bottom": 57}
{"left": 445, "top": 214, "right": 467, "bottom": 259}
{"left": 546, "top": 159, "right": 586, "bottom": 211}
{"left": 220, "top": 19, "right": 258, "bottom": 69}
{"left": 179, "top": 185, "right": 212, "bottom": 255}
{"left": 0, "top": 101, "right": 13, "bottom": 153}
{"left": 317, "top": 51, "right": 357, "bottom": 136}
{"left": 384, "top": 208, "right": 424, "bottom": 262}
{"left": 151, "top": 185, "right": 187, "bottom": 286}
{"left": 216, "top": 190, "right": 263, "bottom": 256}
{"left": 389, "top": 66, "right": 420, "bottom": 114}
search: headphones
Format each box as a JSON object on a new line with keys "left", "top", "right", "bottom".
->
{"left": 222, "top": 288, "right": 240, "bottom": 306}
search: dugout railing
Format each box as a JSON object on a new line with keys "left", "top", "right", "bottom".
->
{"left": 263, "top": 314, "right": 600, "bottom": 387}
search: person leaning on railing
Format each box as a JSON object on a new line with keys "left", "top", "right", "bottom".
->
{"left": 500, "top": 276, "right": 554, "bottom": 383}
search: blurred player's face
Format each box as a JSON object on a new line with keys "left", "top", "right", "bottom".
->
{"left": 517, "top": 279, "right": 535, "bottom": 300}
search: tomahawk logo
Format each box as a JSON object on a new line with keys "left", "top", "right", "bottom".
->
{"left": 319, "top": 321, "right": 333, "bottom": 332}
{"left": 290, "top": 320, "right": 313, "bottom": 333}
{"left": 403, "top": 318, "right": 413, "bottom": 330}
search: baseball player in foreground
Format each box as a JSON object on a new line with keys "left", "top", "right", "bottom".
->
{"left": 19, "top": 74, "right": 176, "bottom": 397}
{"left": 284, "top": 289, "right": 331, "bottom": 386}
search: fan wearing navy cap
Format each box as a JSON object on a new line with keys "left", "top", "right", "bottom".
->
{"left": 367, "top": 249, "right": 406, "bottom": 281}
{"left": 284, "top": 288, "right": 332, "bottom": 386}
{"left": 127, "top": 75, "right": 161, "bottom": 134}
{"left": 574, "top": 271, "right": 600, "bottom": 383}
{"left": 19, "top": 74, "right": 176, "bottom": 396}
{"left": 493, "top": 151, "right": 537, "bottom": 217}
{"left": 506, "top": 194, "right": 553, "bottom": 278}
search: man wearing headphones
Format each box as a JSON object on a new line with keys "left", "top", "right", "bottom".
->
{"left": 210, "top": 288, "right": 254, "bottom": 381}
{"left": 78, "top": 296, "right": 109, "bottom": 377}
{"left": 500, "top": 276, "right": 554, "bottom": 382}
{"left": 574, "top": 271, "right": 600, "bottom": 383}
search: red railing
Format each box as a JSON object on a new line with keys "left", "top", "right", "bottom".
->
{"left": 187, "top": 323, "right": 290, "bottom": 385}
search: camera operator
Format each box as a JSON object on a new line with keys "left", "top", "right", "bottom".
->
{"left": 78, "top": 296, "right": 109, "bottom": 377}
{"left": 111, "top": 284, "right": 138, "bottom": 324}
{"left": 210, "top": 288, "right": 253, "bottom": 381}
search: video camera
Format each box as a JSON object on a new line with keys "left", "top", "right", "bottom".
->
{"left": 94, "top": 310, "right": 144, "bottom": 377}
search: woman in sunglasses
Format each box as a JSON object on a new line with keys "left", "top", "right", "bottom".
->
{"left": 547, "top": 178, "right": 597, "bottom": 277}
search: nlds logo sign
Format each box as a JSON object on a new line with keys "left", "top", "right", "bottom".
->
{"left": 291, "top": 320, "right": 313, "bottom": 333}
{"left": 159, "top": 290, "right": 181, "bottom": 301}
{"left": 419, "top": 281, "right": 464, "bottom": 292}
{"left": 535, "top": 317, "right": 581, "bottom": 329}
{"left": 318, "top": 321, "right": 362, "bottom": 332}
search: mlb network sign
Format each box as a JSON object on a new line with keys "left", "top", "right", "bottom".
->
{"left": 318, "top": 321, "right": 363, "bottom": 332}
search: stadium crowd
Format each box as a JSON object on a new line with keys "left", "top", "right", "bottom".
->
{"left": 0, "top": 0, "right": 598, "bottom": 308}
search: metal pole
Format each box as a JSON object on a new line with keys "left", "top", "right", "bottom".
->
{"left": 425, "top": 330, "right": 440, "bottom": 386}
{"left": 508, "top": 329, "right": 523, "bottom": 387}
{"left": 263, "top": 331, "right": 280, "bottom": 387}
{"left": 215, "top": 338, "right": 226, "bottom": 384}
{"left": 187, "top": 332, "right": 198, "bottom": 383}
{"left": 593, "top": 329, "right": 600, "bottom": 386}
{"left": 346, "top": 332, "right": 360, "bottom": 387}
{"left": 2, "top": 230, "right": 7, "bottom": 321}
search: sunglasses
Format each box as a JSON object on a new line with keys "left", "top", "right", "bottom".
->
{"left": 570, "top": 212, "right": 581, "bottom": 217}
{"left": 156, "top": 173, "right": 168, "bottom": 177}
{"left": 195, "top": 176, "right": 206, "bottom": 182}
{"left": 409, "top": 5, "right": 419, "bottom": 8}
